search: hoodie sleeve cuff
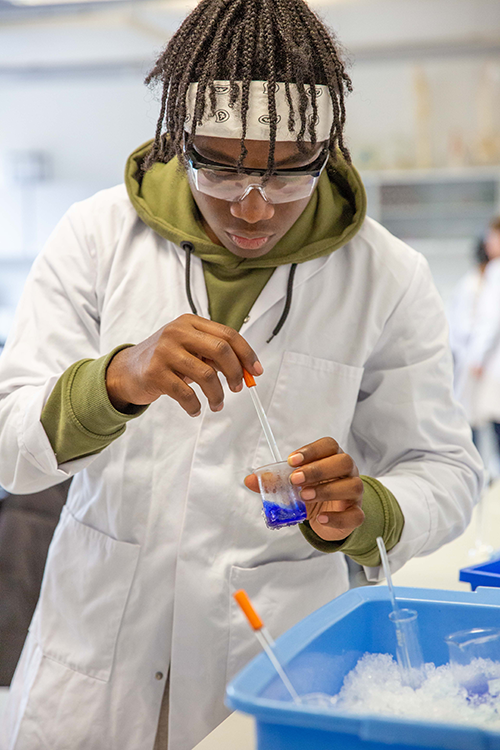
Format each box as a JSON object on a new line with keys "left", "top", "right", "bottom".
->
{"left": 41, "top": 344, "right": 148, "bottom": 465}
{"left": 298, "top": 476, "right": 404, "bottom": 566}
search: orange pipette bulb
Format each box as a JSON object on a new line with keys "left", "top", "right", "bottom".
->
{"left": 243, "top": 369, "right": 256, "bottom": 388}
{"left": 233, "top": 589, "right": 263, "bottom": 630}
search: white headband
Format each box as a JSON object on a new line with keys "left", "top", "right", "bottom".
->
{"left": 184, "top": 80, "right": 333, "bottom": 142}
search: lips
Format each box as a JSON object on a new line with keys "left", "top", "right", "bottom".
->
{"left": 228, "top": 233, "right": 271, "bottom": 250}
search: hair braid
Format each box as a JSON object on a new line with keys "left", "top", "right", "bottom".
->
{"left": 227, "top": 23, "right": 245, "bottom": 107}
{"left": 260, "top": 0, "right": 279, "bottom": 174}
{"left": 237, "top": 0, "right": 258, "bottom": 168}
{"left": 273, "top": 0, "right": 296, "bottom": 133}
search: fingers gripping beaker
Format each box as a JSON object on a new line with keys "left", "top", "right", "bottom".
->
{"left": 389, "top": 608, "right": 424, "bottom": 689}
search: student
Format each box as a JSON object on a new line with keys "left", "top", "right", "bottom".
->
{"left": 0, "top": 1, "right": 482, "bottom": 748}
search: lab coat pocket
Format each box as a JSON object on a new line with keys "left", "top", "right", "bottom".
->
{"left": 253, "top": 351, "right": 364, "bottom": 468}
{"left": 32, "top": 506, "right": 140, "bottom": 682}
{"left": 226, "top": 553, "right": 347, "bottom": 684}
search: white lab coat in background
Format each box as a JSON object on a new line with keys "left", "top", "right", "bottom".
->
{"left": 468, "top": 258, "right": 500, "bottom": 424}
{"left": 448, "top": 265, "right": 485, "bottom": 426}
{"left": 449, "top": 258, "right": 500, "bottom": 425}
{"left": 0, "top": 186, "right": 482, "bottom": 750}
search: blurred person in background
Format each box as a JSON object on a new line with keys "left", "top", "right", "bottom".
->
{"left": 0, "top": 0, "right": 482, "bottom": 748}
{"left": 449, "top": 217, "right": 500, "bottom": 468}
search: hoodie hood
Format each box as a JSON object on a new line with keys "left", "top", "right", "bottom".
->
{"left": 125, "top": 139, "right": 367, "bottom": 270}
{"left": 125, "top": 140, "right": 367, "bottom": 332}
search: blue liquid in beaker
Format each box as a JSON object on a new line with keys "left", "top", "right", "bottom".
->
{"left": 262, "top": 499, "right": 307, "bottom": 529}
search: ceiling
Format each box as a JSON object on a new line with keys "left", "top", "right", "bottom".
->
{"left": 0, "top": 0, "right": 499, "bottom": 66}
{"left": 0, "top": 0, "right": 147, "bottom": 16}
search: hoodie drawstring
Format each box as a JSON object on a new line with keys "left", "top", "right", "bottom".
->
{"left": 181, "top": 241, "right": 296, "bottom": 343}
{"left": 266, "top": 263, "right": 297, "bottom": 344}
{"left": 181, "top": 242, "right": 198, "bottom": 316}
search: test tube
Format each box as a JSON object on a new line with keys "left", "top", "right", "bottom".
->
{"left": 377, "top": 537, "right": 424, "bottom": 689}
{"left": 389, "top": 608, "right": 424, "bottom": 689}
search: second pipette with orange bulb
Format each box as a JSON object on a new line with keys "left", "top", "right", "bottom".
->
{"left": 233, "top": 589, "right": 301, "bottom": 704}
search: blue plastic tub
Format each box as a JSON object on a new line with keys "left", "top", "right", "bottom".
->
{"left": 226, "top": 586, "right": 500, "bottom": 750}
{"left": 460, "top": 556, "right": 500, "bottom": 591}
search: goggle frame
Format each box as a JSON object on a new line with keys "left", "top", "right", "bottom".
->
{"left": 185, "top": 146, "right": 329, "bottom": 204}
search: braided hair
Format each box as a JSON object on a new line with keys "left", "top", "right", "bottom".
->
{"left": 143, "top": 0, "right": 352, "bottom": 176}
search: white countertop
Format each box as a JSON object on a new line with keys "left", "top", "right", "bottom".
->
{"left": 193, "top": 712, "right": 255, "bottom": 750}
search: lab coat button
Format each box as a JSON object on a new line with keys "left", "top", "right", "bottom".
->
{"left": 243, "top": 315, "right": 250, "bottom": 324}
{"left": 155, "top": 672, "right": 164, "bottom": 680}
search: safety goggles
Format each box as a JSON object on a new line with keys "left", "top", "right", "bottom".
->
{"left": 185, "top": 146, "right": 328, "bottom": 204}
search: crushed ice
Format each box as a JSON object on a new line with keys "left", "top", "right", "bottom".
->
{"left": 301, "top": 653, "right": 500, "bottom": 730}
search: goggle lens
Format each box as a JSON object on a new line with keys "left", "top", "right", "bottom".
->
{"left": 192, "top": 168, "right": 318, "bottom": 203}
{"left": 186, "top": 149, "right": 327, "bottom": 204}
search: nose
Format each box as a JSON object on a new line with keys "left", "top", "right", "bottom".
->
{"left": 230, "top": 187, "right": 275, "bottom": 223}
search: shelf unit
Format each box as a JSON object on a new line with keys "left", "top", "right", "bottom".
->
{"left": 361, "top": 166, "right": 500, "bottom": 240}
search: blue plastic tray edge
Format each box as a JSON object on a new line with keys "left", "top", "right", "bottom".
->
{"left": 226, "top": 691, "right": 497, "bottom": 746}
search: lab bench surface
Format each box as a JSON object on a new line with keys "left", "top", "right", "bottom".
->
{"left": 193, "top": 712, "right": 255, "bottom": 750}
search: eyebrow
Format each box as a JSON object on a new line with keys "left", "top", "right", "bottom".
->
{"left": 196, "top": 145, "right": 324, "bottom": 168}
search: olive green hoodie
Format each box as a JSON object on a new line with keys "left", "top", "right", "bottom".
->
{"left": 40, "top": 142, "right": 404, "bottom": 565}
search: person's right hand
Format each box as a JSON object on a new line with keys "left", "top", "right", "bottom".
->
{"left": 105, "top": 314, "right": 263, "bottom": 417}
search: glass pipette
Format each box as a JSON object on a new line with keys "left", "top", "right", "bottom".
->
{"left": 243, "top": 370, "right": 282, "bottom": 462}
{"left": 234, "top": 589, "right": 301, "bottom": 704}
{"left": 376, "top": 536, "right": 398, "bottom": 612}
{"left": 377, "top": 536, "right": 424, "bottom": 689}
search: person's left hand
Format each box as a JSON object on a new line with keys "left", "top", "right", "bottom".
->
{"left": 244, "top": 437, "right": 365, "bottom": 542}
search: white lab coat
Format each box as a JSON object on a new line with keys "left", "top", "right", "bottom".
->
{"left": 0, "top": 185, "right": 482, "bottom": 750}
{"left": 449, "top": 258, "right": 500, "bottom": 425}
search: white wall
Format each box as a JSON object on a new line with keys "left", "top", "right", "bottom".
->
{"left": 317, "top": 0, "right": 500, "bottom": 48}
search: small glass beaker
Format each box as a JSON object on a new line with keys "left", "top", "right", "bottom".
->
{"left": 389, "top": 608, "right": 424, "bottom": 689}
{"left": 254, "top": 461, "right": 307, "bottom": 529}
{"left": 445, "top": 627, "right": 500, "bottom": 697}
